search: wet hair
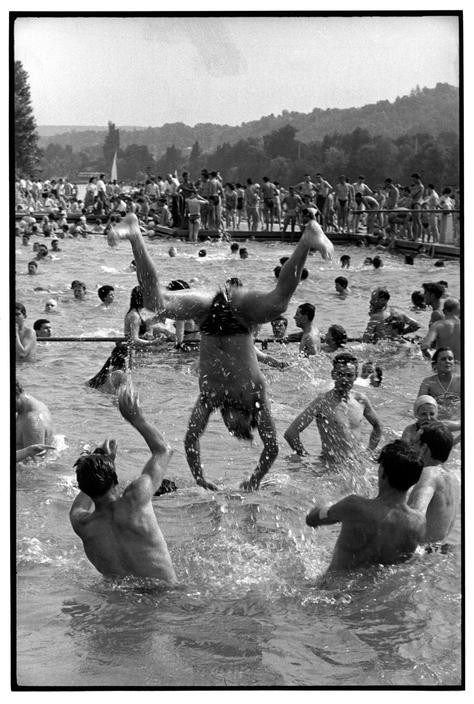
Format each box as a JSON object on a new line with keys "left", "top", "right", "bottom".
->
{"left": 419, "top": 421, "right": 453, "bottom": 462}
{"left": 363, "top": 257, "right": 373, "bottom": 265}
{"left": 33, "top": 318, "right": 50, "bottom": 331}
{"left": 71, "top": 280, "right": 84, "bottom": 290}
{"left": 335, "top": 276, "right": 348, "bottom": 289}
{"left": 434, "top": 260, "right": 445, "bottom": 267}
{"left": 74, "top": 451, "right": 118, "bottom": 498}
{"left": 128, "top": 285, "right": 144, "bottom": 311}
{"left": 422, "top": 282, "right": 445, "bottom": 299}
{"left": 16, "top": 302, "right": 27, "bottom": 316}
{"left": 372, "top": 256, "right": 383, "bottom": 269}
{"left": 97, "top": 285, "right": 114, "bottom": 302}
{"left": 230, "top": 242, "right": 239, "bottom": 253}
{"left": 411, "top": 291, "right": 426, "bottom": 309}
{"left": 431, "top": 346, "right": 454, "bottom": 366}
{"left": 167, "top": 279, "right": 190, "bottom": 291}
{"left": 443, "top": 297, "right": 460, "bottom": 315}
{"left": 220, "top": 403, "right": 259, "bottom": 441}
{"left": 333, "top": 352, "right": 358, "bottom": 369}
{"left": 377, "top": 440, "right": 423, "bottom": 491}
{"left": 28, "top": 260, "right": 38, "bottom": 269}
{"left": 327, "top": 324, "right": 347, "bottom": 348}
{"left": 88, "top": 342, "right": 129, "bottom": 389}
{"left": 300, "top": 268, "right": 309, "bottom": 281}
{"left": 437, "top": 280, "right": 448, "bottom": 288}
{"left": 239, "top": 248, "right": 248, "bottom": 258}
{"left": 198, "top": 249, "right": 207, "bottom": 257}
{"left": 297, "top": 302, "right": 315, "bottom": 321}
{"left": 374, "top": 287, "right": 390, "bottom": 302}
{"left": 279, "top": 256, "right": 290, "bottom": 265}
{"left": 340, "top": 255, "right": 350, "bottom": 265}
{"left": 226, "top": 277, "right": 243, "bottom": 288}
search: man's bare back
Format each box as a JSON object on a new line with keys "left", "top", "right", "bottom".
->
{"left": 16, "top": 391, "right": 54, "bottom": 450}
{"left": 70, "top": 387, "right": 178, "bottom": 583}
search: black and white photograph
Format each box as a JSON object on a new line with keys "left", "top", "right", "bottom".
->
{"left": 12, "top": 6, "right": 463, "bottom": 691}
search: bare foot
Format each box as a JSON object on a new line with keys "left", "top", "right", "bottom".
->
{"left": 107, "top": 214, "right": 142, "bottom": 247}
{"left": 302, "top": 219, "right": 334, "bottom": 260}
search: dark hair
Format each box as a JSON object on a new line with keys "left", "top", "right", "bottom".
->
{"left": 404, "top": 255, "right": 414, "bottom": 265}
{"left": 167, "top": 279, "right": 190, "bottom": 291}
{"left": 371, "top": 365, "right": 383, "bottom": 386}
{"left": 333, "top": 352, "right": 358, "bottom": 368}
{"left": 335, "top": 276, "right": 348, "bottom": 289}
{"left": 340, "top": 254, "right": 350, "bottom": 263}
{"left": 198, "top": 249, "right": 207, "bottom": 257}
{"left": 301, "top": 268, "right": 309, "bottom": 281}
{"left": 372, "top": 256, "right": 383, "bottom": 269}
{"left": 220, "top": 403, "right": 259, "bottom": 441}
{"left": 377, "top": 440, "right": 423, "bottom": 491}
{"left": 411, "top": 290, "right": 426, "bottom": 308}
{"left": 364, "top": 257, "right": 373, "bottom": 265}
{"left": 239, "top": 248, "right": 248, "bottom": 258}
{"left": 98, "top": 285, "right": 114, "bottom": 302}
{"left": 230, "top": 242, "right": 239, "bottom": 252}
{"left": 279, "top": 256, "right": 289, "bottom": 266}
{"left": 374, "top": 287, "right": 390, "bottom": 302}
{"left": 297, "top": 302, "right": 315, "bottom": 321}
{"left": 411, "top": 173, "right": 420, "bottom": 180}
{"left": 71, "top": 280, "right": 85, "bottom": 290}
{"left": 273, "top": 265, "right": 282, "bottom": 279}
{"left": 434, "top": 260, "right": 445, "bottom": 268}
{"left": 88, "top": 342, "right": 129, "bottom": 389}
{"left": 16, "top": 302, "right": 27, "bottom": 316}
{"left": 226, "top": 277, "right": 243, "bottom": 288}
{"left": 33, "top": 318, "right": 50, "bottom": 331}
{"left": 28, "top": 260, "right": 38, "bottom": 268}
{"left": 271, "top": 315, "right": 288, "bottom": 327}
{"left": 327, "top": 324, "right": 347, "bottom": 347}
{"left": 419, "top": 421, "right": 453, "bottom": 462}
{"left": 431, "top": 346, "right": 454, "bottom": 366}
{"left": 128, "top": 285, "right": 144, "bottom": 311}
{"left": 74, "top": 451, "right": 118, "bottom": 498}
{"left": 422, "top": 282, "right": 445, "bottom": 299}
{"left": 437, "top": 280, "right": 448, "bottom": 288}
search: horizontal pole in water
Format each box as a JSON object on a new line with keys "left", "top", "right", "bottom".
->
{"left": 45, "top": 336, "right": 126, "bottom": 342}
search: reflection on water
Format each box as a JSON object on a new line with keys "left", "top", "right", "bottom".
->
{"left": 15, "top": 239, "right": 461, "bottom": 687}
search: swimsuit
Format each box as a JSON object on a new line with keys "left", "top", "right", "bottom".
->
{"left": 199, "top": 290, "right": 250, "bottom": 336}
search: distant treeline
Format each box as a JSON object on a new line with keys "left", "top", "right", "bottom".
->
{"left": 40, "top": 123, "right": 459, "bottom": 190}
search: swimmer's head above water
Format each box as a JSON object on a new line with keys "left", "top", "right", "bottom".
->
{"left": 377, "top": 440, "right": 423, "bottom": 492}
{"left": 74, "top": 443, "right": 118, "bottom": 499}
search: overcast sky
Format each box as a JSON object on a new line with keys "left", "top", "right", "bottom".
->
{"left": 13, "top": 13, "right": 459, "bottom": 128}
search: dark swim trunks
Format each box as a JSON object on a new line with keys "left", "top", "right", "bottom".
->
{"left": 200, "top": 290, "right": 250, "bottom": 336}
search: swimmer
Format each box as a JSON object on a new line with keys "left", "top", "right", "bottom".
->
{"left": 422, "top": 282, "right": 445, "bottom": 325}
{"left": 287, "top": 303, "right": 320, "bottom": 355}
{"left": 230, "top": 242, "right": 239, "bottom": 254}
{"left": 335, "top": 276, "right": 350, "bottom": 298}
{"left": 372, "top": 255, "right": 383, "bottom": 269}
{"left": 72, "top": 281, "right": 87, "bottom": 301}
{"left": 355, "top": 361, "right": 383, "bottom": 387}
{"left": 362, "top": 287, "right": 420, "bottom": 343}
{"left": 166, "top": 280, "right": 200, "bottom": 349}
{"left": 363, "top": 257, "right": 373, "bottom": 266}
{"left": 305, "top": 440, "right": 425, "bottom": 571}
{"left": 51, "top": 239, "right": 61, "bottom": 252}
{"left": 284, "top": 353, "right": 382, "bottom": 462}
{"left": 27, "top": 260, "right": 38, "bottom": 275}
{"left": 15, "top": 303, "right": 37, "bottom": 361}
{"left": 239, "top": 247, "right": 249, "bottom": 259}
{"left": 44, "top": 299, "right": 58, "bottom": 313}
{"left": 16, "top": 379, "right": 54, "bottom": 453}
{"left": 70, "top": 384, "right": 178, "bottom": 583}
{"left": 98, "top": 285, "right": 115, "bottom": 307}
{"left": 321, "top": 324, "right": 347, "bottom": 352}
{"left": 340, "top": 254, "right": 350, "bottom": 269}
{"left": 417, "top": 347, "right": 460, "bottom": 415}
{"left": 88, "top": 342, "right": 129, "bottom": 392}
{"left": 198, "top": 249, "right": 207, "bottom": 258}
{"left": 407, "top": 422, "right": 459, "bottom": 543}
{"left": 420, "top": 298, "right": 461, "bottom": 363}
{"left": 401, "top": 395, "right": 460, "bottom": 449}
{"left": 270, "top": 315, "right": 288, "bottom": 341}
{"left": 107, "top": 210, "right": 333, "bottom": 491}
{"left": 33, "top": 318, "right": 52, "bottom": 339}
{"left": 168, "top": 246, "right": 178, "bottom": 257}
{"left": 124, "top": 285, "right": 174, "bottom": 349}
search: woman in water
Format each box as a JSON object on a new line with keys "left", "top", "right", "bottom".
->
{"left": 417, "top": 347, "right": 460, "bottom": 418}
{"left": 124, "top": 285, "right": 174, "bottom": 350}
{"left": 401, "top": 395, "right": 460, "bottom": 449}
{"left": 88, "top": 342, "right": 129, "bottom": 392}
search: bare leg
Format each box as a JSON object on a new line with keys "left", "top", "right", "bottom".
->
{"left": 109, "top": 214, "right": 164, "bottom": 311}
{"left": 240, "top": 403, "right": 278, "bottom": 491}
{"left": 184, "top": 399, "right": 218, "bottom": 490}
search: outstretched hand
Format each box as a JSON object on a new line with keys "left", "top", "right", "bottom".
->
{"left": 118, "top": 383, "right": 142, "bottom": 424}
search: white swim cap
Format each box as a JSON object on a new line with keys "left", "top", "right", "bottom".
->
{"left": 413, "top": 395, "right": 438, "bottom": 416}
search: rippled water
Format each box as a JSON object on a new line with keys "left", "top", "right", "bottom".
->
{"left": 15, "top": 235, "right": 461, "bottom": 687}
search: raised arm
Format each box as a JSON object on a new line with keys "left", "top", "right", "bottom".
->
{"left": 284, "top": 400, "right": 319, "bottom": 456}
{"left": 118, "top": 384, "right": 173, "bottom": 502}
{"left": 407, "top": 472, "right": 436, "bottom": 514}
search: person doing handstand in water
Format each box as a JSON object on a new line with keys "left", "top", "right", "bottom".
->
{"left": 107, "top": 209, "right": 333, "bottom": 491}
